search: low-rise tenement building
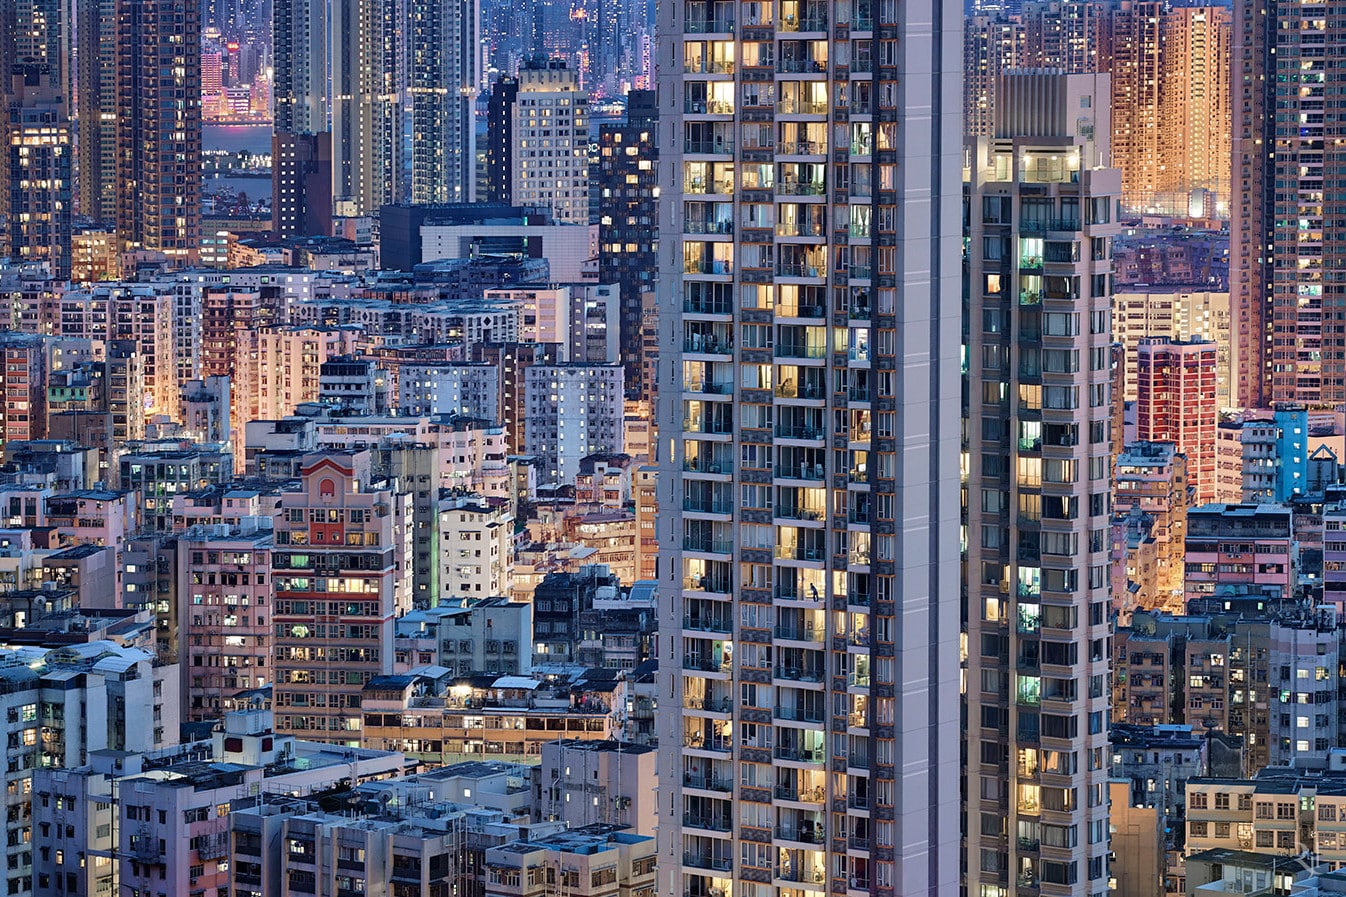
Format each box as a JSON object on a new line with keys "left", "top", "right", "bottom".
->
{"left": 0, "top": 639, "right": 179, "bottom": 897}
{"left": 538, "top": 739, "right": 656, "bottom": 834}
{"left": 394, "top": 598, "right": 533, "bottom": 677}
{"left": 30, "top": 707, "right": 402, "bottom": 897}
{"left": 270, "top": 451, "right": 413, "bottom": 743}
{"left": 1113, "top": 607, "right": 1341, "bottom": 773}
{"left": 1182, "top": 848, "right": 1321, "bottom": 897}
{"left": 175, "top": 519, "right": 274, "bottom": 721}
{"left": 1186, "top": 760, "right": 1346, "bottom": 870}
{"left": 439, "top": 495, "right": 514, "bottom": 600}
{"left": 1184, "top": 503, "right": 1296, "bottom": 605}
{"left": 227, "top": 761, "right": 652, "bottom": 897}
{"left": 484, "top": 826, "right": 656, "bottom": 897}
{"left": 1109, "top": 724, "right": 1208, "bottom": 897}
{"left": 360, "top": 668, "right": 624, "bottom": 765}
{"left": 1114, "top": 441, "right": 1190, "bottom": 612}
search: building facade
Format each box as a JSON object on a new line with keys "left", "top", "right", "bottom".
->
{"left": 965, "top": 72, "right": 1118, "bottom": 897}
{"left": 655, "top": 0, "right": 963, "bottom": 894}
{"left": 511, "top": 59, "right": 589, "bottom": 225}
{"left": 409, "top": 0, "right": 477, "bottom": 204}
{"left": 114, "top": 0, "right": 201, "bottom": 261}
{"left": 270, "top": 452, "right": 412, "bottom": 743}
{"left": 1135, "top": 337, "right": 1218, "bottom": 504}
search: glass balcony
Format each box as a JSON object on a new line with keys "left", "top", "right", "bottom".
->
{"left": 683, "top": 653, "right": 732, "bottom": 672}
{"left": 683, "top": 813, "right": 732, "bottom": 832}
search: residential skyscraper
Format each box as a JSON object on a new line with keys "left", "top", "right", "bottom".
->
{"left": 272, "top": 0, "right": 332, "bottom": 236}
{"left": 1022, "top": 0, "right": 1103, "bottom": 71}
{"left": 1157, "top": 6, "right": 1231, "bottom": 217}
{"left": 74, "top": 0, "right": 117, "bottom": 224}
{"left": 964, "top": 14, "right": 1024, "bottom": 138}
{"left": 409, "top": 0, "right": 478, "bottom": 204}
{"left": 1232, "top": 0, "right": 1336, "bottom": 406}
{"left": 2, "top": 0, "right": 72, "bottom": 273}
{"left": 483, "top": 75, "right": 519, "bottom": 204}
{"left": 512, "top": 58, "right": 589, "bottom": 225}
{"left": 331, "top": 0, "right": 401, "bottom": 217}
{"left": 1015, "top": 0, "right": 1232, "bottom": 216}
{"left": 5, "top": 77, "right": 72, "bottom": 278}
{"left": 597, "top": 89, "right": 659, "bottom": 397}
{"left": 656, "top": 0, "right": 962, "bottom": 895}
{"left": 114, "top": 0, "right": 201, "bottom": 261}
{"left": 965, "top": 71, "right": 1118, "bottom": 897}
{"left": 1103, "top": 0, "right": 1163, "bottom": 213}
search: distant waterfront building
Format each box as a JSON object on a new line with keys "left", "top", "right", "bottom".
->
{"left": 330, "top": 0, "right": 401, "bottom": 217}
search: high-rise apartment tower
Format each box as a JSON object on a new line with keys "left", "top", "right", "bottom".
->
{"left": 964, "top": 71, "right": 1118, "bottom": 897}
{"left": 115, "top": 0, "right": 201, "bottom": 261}
{"left": 655, "top": 0, "right": 963, "bottom": 894}
{"left": 1232, "top": 0, "right": 1339, "bottom": 405}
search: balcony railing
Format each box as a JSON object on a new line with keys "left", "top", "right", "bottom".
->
{"left": 683, "top": 297, "right": 734, "bottom": 315}
{"left": 780, "top": 15, "right": 828, "bottom": 31}
{"left": 685, "top": 220, "right": 735, "bottom": 235}
{"left": 685, "top": 696, "right": 733, "bottom": 712}
{"left": 775, "top": 424, "right": 826, "bottom": 440}
{"left": 684, "top": 853, "right": 733, "bottom": 872}
{"left": 684, "top": 615, "right": 733, "bottom": 633}
{"left": 775, "top": 343, "right": 827, "bottom": 359}
{"left": 776, "top": 181, "right": 827, "bottom": 196}
{"left": 685, "top": 259, "right": 734, "bottom": 275}
{"left": 683, "top": 458, "right": 732, "bottom": 475}
{"left": 774, "top": 666, "right": 825, "bottom": 683}
{"left": 774, "top": 744, "right": 826, "bottom": 763}
{"left": 684, "top": 813, "right": 733, "bottom": 832}
{"left": 777, "top": 140, "right": 827, "bottom": 155}
{"left": 777, "top": 58, "right": 829, "bottom": 73}
{"left": 685, "top": 100, "right": 736, "bottom": 115}
{"left": 683, "top": 335, "right": 732, "bottom": 354}
{"left": 776, "top": 463, "right": 825, "bottom": 480}
{"left": 683, "top": 772, "right": 732, "bottom": 792}
{"left": 776, "top": 865, "right": 827, "bottom": 883}
{"left": 685, "top": 138, "right": 736, "bottom": 154}
{"left": 775, "top": 704, "right": 825, "bottom": 723}
{"left": 683, "top": 654, "right": 732, "bottom": 672}
{"left": 685, "top": 17, "right": 735, "bottom": 32}
{"left": 684, "top": 734, "right": 732, "bottom": 752}
{"left": 682, "top": 575, "right": 732, "bottom": 593}
{"left": 683, "top": 379, "right": 734, "bottom": 396}
{"left": 775, "top": 381, "right": 825, "bottom": 399}
{"left": 682, "top": 536, "right": 733, "bottom": 553}
{"left": 775, "top": 544, "right": 825, "bottom": 561}
{"left": 775, "top": 824, "right": 826, "bottom": 843}
{"left": 775, "top": 505, "right": 825, "bottom": 522}
{"left": 774, "top": 784, "right": 826, "bottom": 803}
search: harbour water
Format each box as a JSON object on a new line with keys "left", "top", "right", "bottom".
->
{"left": 203, "top": 123, "right": 273, "bottom": 156}
{"left": 203, "top": 123, "right": 272, "bottom": 203}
